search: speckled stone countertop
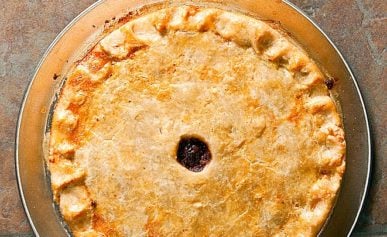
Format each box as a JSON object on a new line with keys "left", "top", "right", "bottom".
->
{"left": 0, "top": 0, "right": 385, "bottom": 236}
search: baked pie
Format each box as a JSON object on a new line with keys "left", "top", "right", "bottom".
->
{"left": 48, "top": 5, "right": 346, "bottom": 237}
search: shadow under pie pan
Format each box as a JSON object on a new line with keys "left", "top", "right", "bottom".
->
{"left": 16, "top": 0, "right": 371, "bottom": 236}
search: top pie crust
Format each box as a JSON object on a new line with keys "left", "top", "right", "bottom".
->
{"left": 48, "top": 5, "right": 345, "bottom": 237}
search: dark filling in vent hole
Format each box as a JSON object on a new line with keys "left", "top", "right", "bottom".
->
{"left": 177, "top": 136, "right": 211, "bottom": 172}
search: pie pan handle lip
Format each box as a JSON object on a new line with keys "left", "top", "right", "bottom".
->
{"left": 15, "top": 0, "right": 372, "bottom": 236}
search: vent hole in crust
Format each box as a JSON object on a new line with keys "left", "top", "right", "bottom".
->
{"left": 176, "top": 136, "right": 212, "bottom": 172}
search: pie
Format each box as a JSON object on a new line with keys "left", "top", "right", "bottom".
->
{"left": 48, "top": 5, "right": 346, "bottom": 237}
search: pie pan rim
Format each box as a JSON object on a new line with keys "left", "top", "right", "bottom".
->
{"left": 15, "top": 1, "right": 371, "bottom": 236}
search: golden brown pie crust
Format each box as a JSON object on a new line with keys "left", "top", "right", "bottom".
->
{"left": 48, "top": 6, "right": 345, "bottom": 237}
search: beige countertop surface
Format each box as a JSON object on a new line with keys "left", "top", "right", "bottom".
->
{"left": 0, "top": 0, "right": 385, "bottom": 236}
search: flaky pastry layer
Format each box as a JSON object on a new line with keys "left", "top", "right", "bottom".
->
{"left": 48, "top": 6, "right": 345, "bottom": 237}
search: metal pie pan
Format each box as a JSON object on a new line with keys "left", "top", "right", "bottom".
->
{"left": 16, "top": 0, "right": 371, "bottom": 236}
